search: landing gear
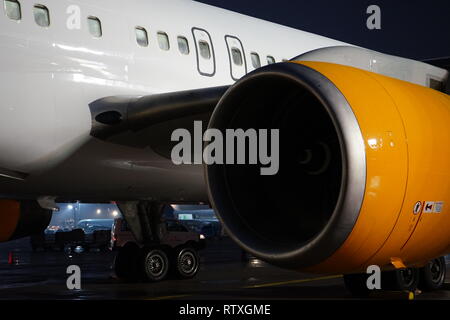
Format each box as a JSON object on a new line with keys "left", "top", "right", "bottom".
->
{"left": 382, "top": 268, "right": 420, "bottom": 292}
{"left": 113, "top": 201, "right": 203, "bottom": 283}
{"left": 419, "top": 257, "right": 446, "bottom": 291}
{"left": 344, "top": 267, "right": 423, "bottom": 296}
{"left": 142, "top": 248, "right": 170, "bottom": 282}
{"left": 173, "top": 247, "right": 199, "bottom": 279}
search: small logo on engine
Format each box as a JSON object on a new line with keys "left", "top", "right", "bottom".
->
{"left": 433, "top": 202, "right": 444, "bottom": 213}
{"left": 418, "top": 201, "right": 445, "bottom": 214}
{"left": 413, "top": 201, "right": 423, "bottom": 215}
{"left": 424, "top": 201, "right": 435, "bottom": 213}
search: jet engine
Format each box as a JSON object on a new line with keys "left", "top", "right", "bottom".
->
{"left": 205, "top": 60, "right": 450, "bottom": 274}
{"left": 0, "top": 200, "right": 52, "bottom": 242}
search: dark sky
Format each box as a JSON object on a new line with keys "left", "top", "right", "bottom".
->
{"left": 196, "top": 0, "right": 450, "bottom": 61}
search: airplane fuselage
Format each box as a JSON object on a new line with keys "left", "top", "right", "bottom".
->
{"left": 0, "top": 0, "right": 345, "bottom": 201}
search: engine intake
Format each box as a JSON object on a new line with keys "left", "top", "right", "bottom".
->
{"left": 206, "top": 62, "right": 366, "bottom": 269}
{"left": 206, "top": 61, "right": 450, "bottom": 273}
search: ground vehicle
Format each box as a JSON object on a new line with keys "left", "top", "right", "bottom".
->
{"left": 111, "top": 218, "right": 205, "bottom": 282}
{"left": 31, "top": 220, "right": 113, "bottom": 252}
{"left": 30, "top": 226, "right": 61, "bottom": 251}
{"left": 30, "top": 226, "right": 81, "bottom": 252}
{"left": 200, "top": 221, "right": 223, "bottom": 239}
{"left": 77, "top": 219, "right": 114, "bottom": 233}
{"left": 78, "top": 219, "right": 114, "bottom": 251}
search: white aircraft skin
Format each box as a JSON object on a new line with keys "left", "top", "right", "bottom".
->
{"left": 0, "top": 0, "right": 347, "bottom": 201}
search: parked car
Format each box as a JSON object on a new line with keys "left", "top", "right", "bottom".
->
{"left": 55, "top": 228, "right": 85, "bottom": 251}
{"left": 77, "top": 219, "right": 114, "bottom": 233}
{"left": 77, "top": 219, "right": 113, "bottom": 251}
{"left": 199, "top": 221, "right": 222, "bottom": 239}
{"left": 30, "top": 225, "right": 69, "bottom": 251}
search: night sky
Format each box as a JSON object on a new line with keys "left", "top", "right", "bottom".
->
{"left": 196, "top": 0, "right": 450, "bottom": 61}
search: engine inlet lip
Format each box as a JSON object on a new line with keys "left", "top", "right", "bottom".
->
{"left": 205, "top": 62, "right": 367, "bottom": 269}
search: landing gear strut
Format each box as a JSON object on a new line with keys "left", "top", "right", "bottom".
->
{"left": 112, "top": 201, "right": 201, "bottom": 283}
{"left": 113, "top": 200, "right": 166, "bottom": 281}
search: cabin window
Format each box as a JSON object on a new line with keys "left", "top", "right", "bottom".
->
{"left": 4, "top": 0, "right": 21, "bottom": 20}
{"left": 198, "top": 40, "right": 211, "bottom": 60}
{"left": 251, "top": 52, "right": 261, "bottom": 69}
{"left": 135, "top": 27, "right": 148, "bottom": 47}
{"left": 231, "top": 47, "right": 243, "bottom": 66}
{"left": 157, "top": 32, "right": 170, "bottom": 51}
{"left": 177, "top": 36, "right": 189, "bottom": 55}
{"left": 33, "top": 4, "right": 49, "bottom": 27}
{"left": 267, "top": 56, "right": 276, "bottom": 65}
{"left": 87, "top": 16, "right": 102, "bottom": 38}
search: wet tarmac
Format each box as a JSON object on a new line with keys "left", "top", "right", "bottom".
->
{"left": 0, "top": 238, "right": 449, "bottom": 300}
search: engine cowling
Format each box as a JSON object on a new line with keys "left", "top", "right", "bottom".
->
{"left": 205, "top": 61, "right": 450, "bottom": 274}
{"left": 0, "top": 200, "right": 52, "bottom": 242}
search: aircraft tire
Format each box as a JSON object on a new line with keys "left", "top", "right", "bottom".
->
{"left": 419, "top": 257, "right": 446, "bottom": 291}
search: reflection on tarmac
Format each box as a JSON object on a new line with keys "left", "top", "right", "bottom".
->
{"left": 0, "top": 238, "right": 449, "bottom": 300}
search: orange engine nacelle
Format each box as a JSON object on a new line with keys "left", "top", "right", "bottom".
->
{"left": 0, "top": 200, "right": 51, "bottom": 242}
{"left": 206, "top": 61, "right": 450, "bottom": 274}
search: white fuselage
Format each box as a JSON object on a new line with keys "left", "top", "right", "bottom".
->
{"left": 0, "top": 0, "right": 346, "bottom": 201}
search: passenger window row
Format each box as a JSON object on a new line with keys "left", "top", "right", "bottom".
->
{"left": 3, "top": 0, "right": 281, "bottom": 72}
{"left": 5, "top": 0, "right": 50, "bottom": 27}
{"left": 134, "top": 26, "right": 190, "bottom": 55}
{"left": 4, "top": 0, "right": 99, "bottom": 35}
